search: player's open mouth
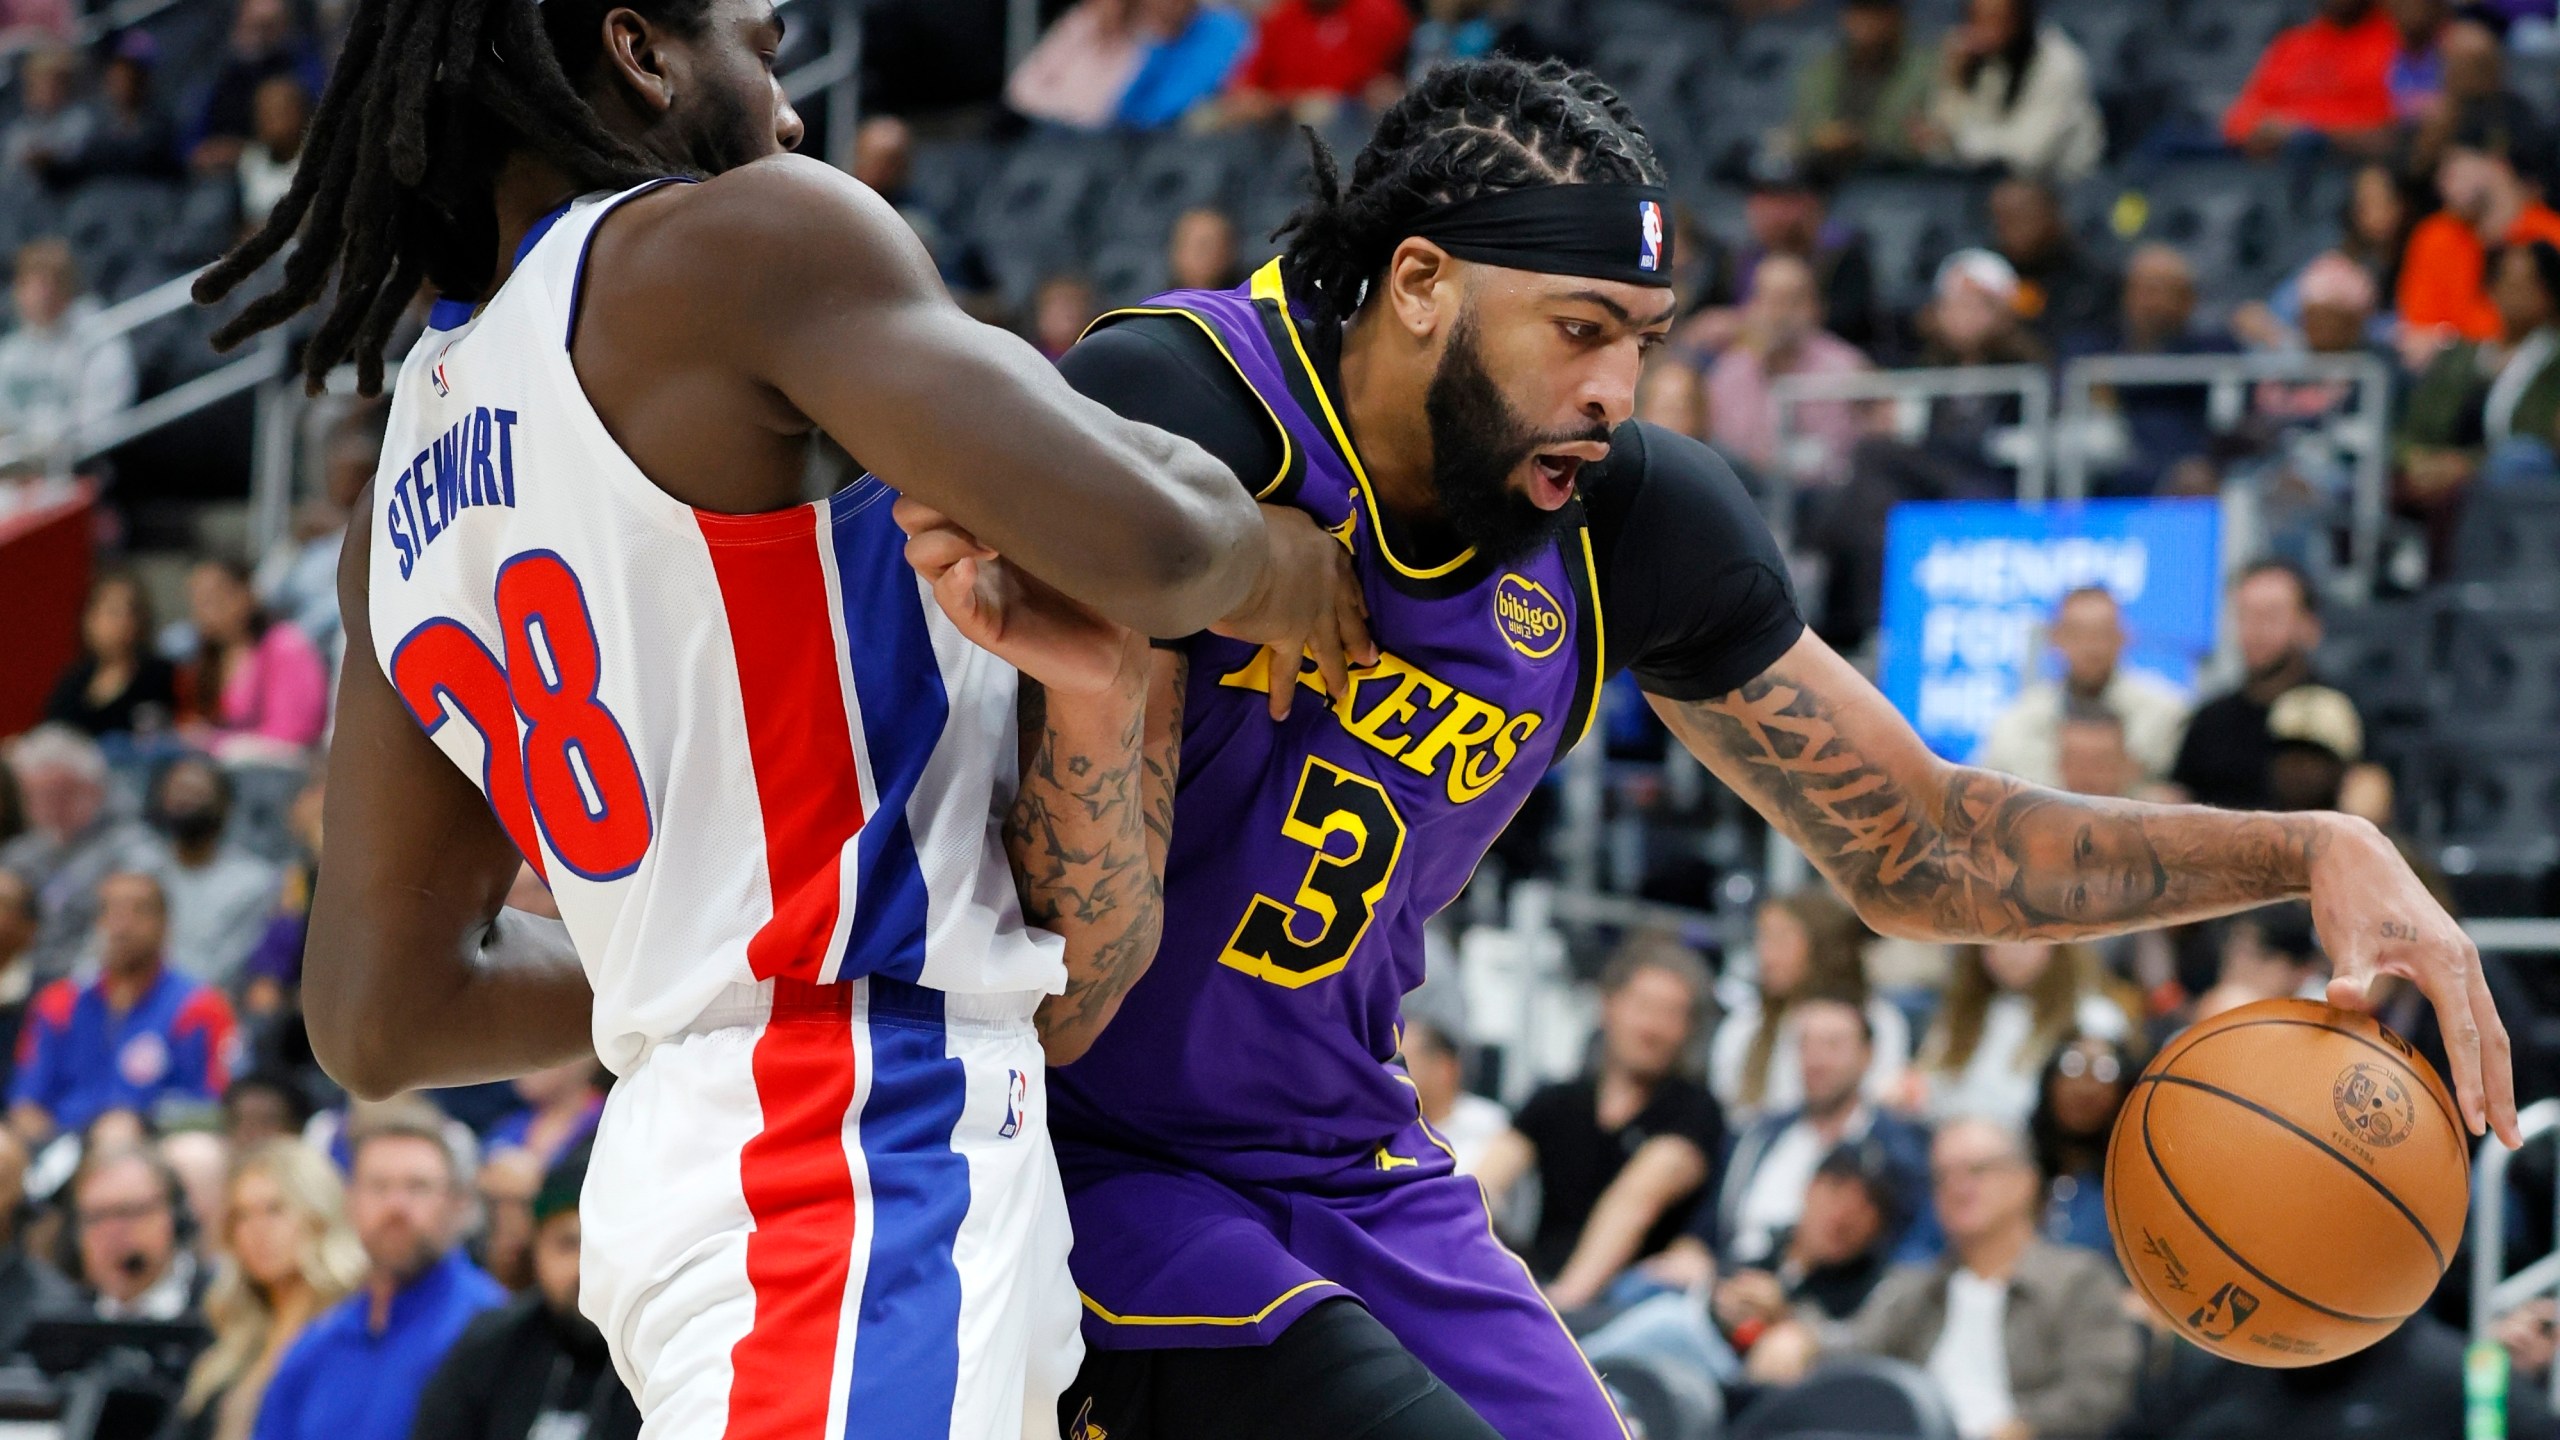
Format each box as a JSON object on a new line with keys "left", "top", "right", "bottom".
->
{"left": 1528, "top": 454, "right": 1581, "bottom": 510}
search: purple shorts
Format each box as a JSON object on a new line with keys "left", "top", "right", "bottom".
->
{"left": 1057, "top": 1119, "right": 1631, "bottom": 1439}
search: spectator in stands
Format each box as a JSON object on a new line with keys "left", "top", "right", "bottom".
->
{"left": 0, "top": 1131, "right": 75, "bottom": 1352}
{"left": 236, "top": 775, "right": 322, "bottom": 1027}
{"left": 1791, "top": 0, "right": 1936, "bottom": 173}
{"left": 186, "top": 0, "right": 324, "bottom": 176}
{"left": 846, "top": 116, "right": 991, "bottom": 306}
{"left": 2407, "top": 17, "right": 2539, "bottom": 181}
{"left": 2168, "top": 559, "right": 2331, "bottom": 810}
{"left": 220, "top": 1072, "right": 313, "bottom": 1151}
{"left": 1705, "top": 253, "right": 1873, "bottom": 487}
{"left": 1988, "top": 176, "right": 2117, "bottom": 350}
{"left": 2264, "top": 683, "right": 2365, "bottom": 813}
{"left": 485, "top": 1061, "right": 604, "bottom": 1170}
{"left": 2384, "top": 0, "right": 2451, "bottom": 127}
{"left": 2026, "top": 1031, "right": 2132, "bottom": 1255}
{"left": 1911, "top": 942, "right": 2133, "bottom": 1124}
{"left": 1724, "top": 153, "right": 1881, "bottom": 355}
{"left": 1476, "top": 935, "right": 1725, "bottom": 1310}
{"left": 2113, "top": 1311, "right": 2556, "bottom": 1438}
{"left": 255, "top": 1111, "right": 506, "bottom": 1440}
{"left": 2212, "top": 902, "right": 2327, "bottom": 1005}
{"left": 0, "top": 0, "right": 68, "bottom": 45}
{"left": 413, "top": 1144, "right": 639, "bottom": 1440}
{"left": 1117, "top": 0, "right": 1252, "bottom": 130}
{"left": 165, "top": 1128, "right": 231, "bottom": 1249}
{"left": 2, "top": 48, "right": 86, "bottom": 180}
{"left": 1709, "top": 994, "right": 1931, "bottom": 1269}
{"left": 1635, "top": 358, "right": 1710, "bottom": 443}
{"left": 8, "top": 870, "right": 237, "bottom": 1145}
{"left": 1709, "top": 1138, "right": 1915, "bottom": 1369}
{"left": 2496, "top": 1299, "right": 2558, "bottom": 1397}
{"left": 0, "top": 239, "right": 140, "bottom": 456}
{"left": 45, "top": 572, "right": 181, "bottom": 741}
{"left": 1219, "top": 0, "right": 1411, "bottom": 127}
{"left": 236, "top": 75, "right": 309, "bottom": 227}
{"left": 2400, "top": 239, "right": 2560, "bottom": 520}
{"left": 1165, "top": 205, "right": 1242, "bottom": 292}
{"left": 1975, "top": 586, "right": 2191, "bottom": 789}
{"left": 1029, "top": 273, "right": 1101, "bottom": 362}
{"left": 1005, "top": 0, "right": 1147, "bottom": 130}
{"left": 2236, "top": 167, "right": 2415, "bottom": 353}
{"left": 1404, "top": 0, "right": 1540, "bottom": 84}
{"left": 44, "top": 30, "right": 179, "bottom": 186}
{"left": 2054, "top": 709, "right": 2139, "bottom": 800}
{"left": 1788, "top": 1118, "right": 2139, "bottom": 1436}
{"left": 185, "top": 559, "right": 332, "bottom": 762}
{"left": 1400, "top": 1015, "right": 1510, "bottom": 1173}
{"left": 67, "top": 1143, "right": 208, "bottom": 1319}
{"left": 1709, "top": 889, "right": 1911, "bottom": 1123}
{"left": 2224, "top": 0, "right": 2400, "bottom": 159}
{"left": 2074, "top": 245, "right": 2246, "bottom": 493}
{"left": 1916, "top": 0, "right": 2103, "bottom": 180}
{"left": 2400, "top": 110, "right": 2560, "bottom": 345}
{"left": 255, "top": 421, "right": 375, "bottom": 650}
{"left": 0, "top": 872, "right": 39, "bottom": 1088}
{"left": 179, "top": 1141, "right": 365, "bottom": 1440}
{"left": 150, "top": 757, "right": 283, "bottom": 987}
{"left": 0, "top": 725, "right": 165, "bottom": 977}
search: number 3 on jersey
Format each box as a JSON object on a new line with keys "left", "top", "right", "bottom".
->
{"left": 389, "top": 550, "right": 653, "bottom": 881}
{"left": 1219, "top": 756, "right": 1407, "bottom": 988}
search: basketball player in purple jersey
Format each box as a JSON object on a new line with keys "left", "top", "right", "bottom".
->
{"left": 1036, "top": 57, "right": 2521, "bottom": 1439}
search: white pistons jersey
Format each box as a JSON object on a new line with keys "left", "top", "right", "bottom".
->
{"left": 368, "top": 181, "right": 1064, "bottom": 1074}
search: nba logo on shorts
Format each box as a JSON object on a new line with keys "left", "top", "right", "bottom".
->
{"left": 1637, "top": 201, "right": 1664, "bottom": 273}
{"left": 998, "top": 1067, "right": 1028, "bottom": 1139}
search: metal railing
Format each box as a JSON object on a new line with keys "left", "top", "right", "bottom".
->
{"left": 1765, "top": 363, "right": 2055, "bottom": 530}
{"left": 2474, "top": 1099, "right": 2560, "bottom": 1408}
{"left": 2056, "top": 350, "right": 2394, "bottom": 593}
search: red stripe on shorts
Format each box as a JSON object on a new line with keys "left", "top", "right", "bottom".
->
{"left": 726, "top": 978, "right": 860, "bottom": 1440}
{"left": 697, "top": 505, "right": 868, "bottom": 982}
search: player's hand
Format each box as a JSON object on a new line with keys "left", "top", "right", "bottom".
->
{"left": 895, "top": 498, "right": 1147, "bottom": 702}
{"left": 1211, "top": 503, "right": 1376, "bottom": 721}
{"left": 2314, "top": 813, "right": 2520, "bottom": 1147}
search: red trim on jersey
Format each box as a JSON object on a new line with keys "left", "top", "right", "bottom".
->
{"left": 697, "top": 506, "right": 868, "bottom": 982}
{"left": 171, "top": 988, "right": 239, "bottom": 1095}
{"left": 17, "top": 980, "right": 74, "bottom": 1070}
{"left": 724, "top": 978, "right": 860, "bottom": 1440}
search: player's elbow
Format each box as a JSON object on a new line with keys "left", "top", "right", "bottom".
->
{"left": 1111, "top": 440, "right": 1265, "bottom": 636}
{"left": 301, "top": 939, "right": 419, "bottom": 1100}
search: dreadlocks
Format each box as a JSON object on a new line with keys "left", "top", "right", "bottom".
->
{"left": 1276, "top": 56, "right": 1667, "bottom": 320}
{"left": 190, "top": 0, "right": 712, "bottom": 395}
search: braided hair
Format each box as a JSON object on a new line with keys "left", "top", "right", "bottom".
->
{"left": 1276, "top": 57, "right": 1668, "bottom": 321}
{"left": 191, "top": 0, "right": 713, "bottom": 395}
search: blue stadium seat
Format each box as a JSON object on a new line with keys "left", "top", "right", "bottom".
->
{"left": 1731, "top": 1355, "right": 1960, "bottom": 1440}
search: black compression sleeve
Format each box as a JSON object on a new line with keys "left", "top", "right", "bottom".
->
{"left": 1056, "top": 315, "right": 1287, "bottom": 495}
{"left": 1584, "top": 421, "right": 1806, "bottom": 701}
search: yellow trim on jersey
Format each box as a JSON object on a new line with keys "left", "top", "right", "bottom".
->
{"left": 1391, "top": 1073, "right": 1636, "bottom": 1439}
{"left": 1078, "top": 1278, "right": 1345, "bottom": 1327}
{"left": 1575, "top": 523, "right": 1609, "bottom": 748}
{"left": 1078, "top": 305, "right": 1296, "bottom": 501}
{"left": 1249, "top": 259, "right": 1477, "bottom": 581}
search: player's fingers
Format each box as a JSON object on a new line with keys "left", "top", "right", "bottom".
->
{"left": 1266, "top": 644, "right": 1296, "bottom": 721}
{"left": 891, "top": 497, "right": 994, "bottom": 556}
{"left": 931, "top": 556, "right": 986, "bottom": 637}
{"left": 903, "top": 527, "right": 980, "bottom": 578}
{"left": 1335, "top": 573, "right": 1378, "bottom": 666}
{"left": 2411, "top": 946, "right": 2489, "bottom": 1137}
{"left": 1311, "top": 628, "right": 1352, "bottom": 712}
{"left": 2468, "top": 943, "right": 2522, "bottom": 1146}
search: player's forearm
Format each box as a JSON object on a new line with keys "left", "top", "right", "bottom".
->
{"left": 1655, "top": 676, "right": 2340, "bottom": 942}
{"left": 306, "top": 906, "right": 595, "bottom": 1098}
{"left": 1013, "top": 655, "right": 1182, "bottom": 1065}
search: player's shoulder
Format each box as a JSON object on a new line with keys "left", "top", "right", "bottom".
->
{"left": 1582, "top": 421, "right": 1771, "bottom": 556}
{"left": 594, "top": 155, "right": 928, "bottom": 311}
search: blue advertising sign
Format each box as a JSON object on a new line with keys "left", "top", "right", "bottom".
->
{"left": 1877, "top": 498, "right": 2223, "bottom": 761}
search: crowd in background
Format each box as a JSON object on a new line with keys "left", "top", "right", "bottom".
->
{"left": 5, "top": 0, "right": 2560, "bottom": 1435}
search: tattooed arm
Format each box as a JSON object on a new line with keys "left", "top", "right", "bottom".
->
{"left": 1651, "top": 630, "right": 2517, "bottom": 1142}
{"left": 1012, "top": 653, "right": 1186, "bottom": 1065}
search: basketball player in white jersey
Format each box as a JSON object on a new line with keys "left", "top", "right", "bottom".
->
{"left": 185, "top": 0, "right": 1373, "bottom": 1432}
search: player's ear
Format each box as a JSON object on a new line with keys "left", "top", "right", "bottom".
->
{"left": 1381, "top": 238, "right": 1455, "bottom": 342}
{"left": 599, "top": 6, "right": 678, "bottom": 118}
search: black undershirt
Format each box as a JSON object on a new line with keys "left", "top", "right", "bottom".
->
{"left": 1057, "top": 312, "right": 1805, "bottom": 702}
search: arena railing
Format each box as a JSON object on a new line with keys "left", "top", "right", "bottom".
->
{"left": 1764, "top": 363, "right": 2056, "bottom": 537}
{"left": 2055, "top": 350, "right": 2394, "bottom": 597}
{"left": 2472, "top": 1097, "right": 2560, "bottom": 1410}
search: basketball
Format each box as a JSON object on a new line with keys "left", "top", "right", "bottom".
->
{"left": 2108, "top": 997, "right": 2470, "bottom": 1369}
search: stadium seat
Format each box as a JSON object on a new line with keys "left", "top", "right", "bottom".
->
{"left": 1085, "top": 237, "right": 1170, "bottom": 310}
{"left": 1602, "top": 1355, "right": 1726, "bottom": 1440}
{"left": 1829, "top": 174, "right": 1985, "bottom": 312}
{"left": 969, "top": 136, "right": 1121, "bottom": 307}
{"left": 2111, "top": 160, "right": 2280, "bottom": 302}
{"left": 2442, "top": 604, "right": 2560, "bottom": 735}
{"left": 61, "top": 179, "right": 179, "bottom": 300}
{"left": 1730, "top": 1355, "right": 1959, "bottom": 1440}
{"left": 2316, "top": 597, "right": 2441, "bottom": 727}
{"left": 900, "top": 138, "right": 1001, "bottom": 235}
{"left": 2446, "top": 482, "right": 2560, "bottom": 598}
{"left": 2410, "top": 735, "right": 2560, "bottom": 913}
{"left": 1101, "top": 131, "right": 1257, "bottom": 236}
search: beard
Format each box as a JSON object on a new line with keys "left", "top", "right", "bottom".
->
{"left": 1422, "top": 314, "right": 1607, "bottom": 565}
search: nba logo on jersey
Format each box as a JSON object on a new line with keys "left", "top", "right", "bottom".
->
{"left": 999, "top": 1068, "right": 1029, "bottom": 1139}
{"left": 1637, "top": 200, "right": 1664, "bottom": 273}
{"left": 429, "top": 353, "right": 451, "bottom": 397}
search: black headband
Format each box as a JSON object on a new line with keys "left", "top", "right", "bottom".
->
{"left": 1409, "top": 183, "right": 1676, "bottom": 288}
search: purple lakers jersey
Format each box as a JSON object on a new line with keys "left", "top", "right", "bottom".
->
{"left": 1048, "top": 260, "right": 1605, "bottom": 1182}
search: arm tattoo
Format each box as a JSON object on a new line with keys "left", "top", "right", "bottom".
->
{"left": 1011, "top": 655, "right": 1185, "bottom": 1052}
{"left": 1666, "top": 673, "right": 2332, "bottom": 941}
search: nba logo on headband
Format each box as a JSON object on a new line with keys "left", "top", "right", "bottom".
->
{"left": 1637, "top": 200, "right": 1664, "bottom": 273}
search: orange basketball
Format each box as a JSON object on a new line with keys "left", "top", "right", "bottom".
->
{"left": 2107, "top": 997, "right": 2469, "bottom": 1368}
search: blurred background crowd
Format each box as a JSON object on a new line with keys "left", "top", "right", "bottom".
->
{"left": 6, "top": 0, "right": 2560, "bottom": 1435}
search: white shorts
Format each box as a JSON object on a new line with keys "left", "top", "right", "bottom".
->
{"left": 580, "top": 976, "right": 1080, "bottom": 1440}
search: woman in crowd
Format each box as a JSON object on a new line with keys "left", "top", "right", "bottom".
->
{"left": 2400, "top": 239, "right": 2560, "bottom": 537}
{"left": 44, "top": 571, "right": 178, "bottom": 739}
{"left": 175, "top": 1140, "right": 365, "bottom": 1440}
{"left": 184, "top": 558, "right": 329, "bottom": 762}
{"left": 1911, "top": 940, "right": 2133, "bottom": 1124}
{"left": 1917, "top": 0, "right": 2103, "bottom": 180}
{"left": 2028, "top": 1030, "right": 2140, "bottom": 1254}
{"left": 1708, "top": 889, "right": 1910, "bottom": 1124}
